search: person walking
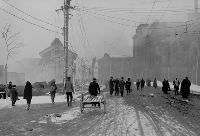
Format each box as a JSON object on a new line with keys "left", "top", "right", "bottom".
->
{"left": 136, "top": 79, "right": 140, "bottom": 91}
{"left": 63, "top": 77, "right": 75, "bottom": 107}
{"left": 7, "top": 81, "right": 12, "bottom": 97}
{"left": 49, "top": 79, "right": 57, "bottom": 104}
{"left": 163, "top": 80, "right": 170, "bottom": 94}
{"left": 119, "top": 77, "right": 125, "bottom": 97}
{"left": 89, "top": 77, "right": 101, "bottom": 107}
{"left": 153, "top": 78, "right": 157, "bottom": 89}
{"left": 10, "top": 85, "right": 18, "bottom": 106}
{"left": 109, "top": 77, "right": 114, "bottom": 97}
{"left": 125, "top": 78, "right": 131, "bottom": 95}
{"left": 173, "top": 77, "right": 180, "bottom": 95}
{"left": 114, "top": 78, "right": 120, "bottom": 96}
{"left": 180, "top": 77, "right": 191, "bottom": 99}
{"left": 147, "top": 78, "right": 151, "bottom": 87}
{"left": 140, "top": 78, "right": 145, "bottom": 91}
{"left": 23, "top": 81, "right": 33, "bottom": 110}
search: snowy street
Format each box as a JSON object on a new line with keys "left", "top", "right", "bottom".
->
{"left": 0, "top": 86, "right": 200, "bottom": 136}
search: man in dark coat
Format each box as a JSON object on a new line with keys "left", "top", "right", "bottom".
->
{"left": 163, "top": 80, "right": 170, "bottom": 94}
{"left": 125, "top": 78, "right": 131, "bottom": 95}
{"left": 119, "top": 77, "right": 125, "bottom": 97}
{"left": 136, "top": 79, "right": 140, "bottom": 91}
{"left": 89, "top": 77, "right": 100, "bottom": 107}
{"left": 109, "top": 77, "right": 114, "bottom": 97}
{"left": 180, "top": 77, "right": 191, "bottom": 98}
{"left": 140, "top": 78, "right": 145, "bottom": 91}
{"left": 10, "top": 85, "right": 18, "bottom": 106}
{"left": 23, "top": 81, "right": 33, "bottom": 110}
{"left": 114, "top": 78, "right": 120, "bottom": 96}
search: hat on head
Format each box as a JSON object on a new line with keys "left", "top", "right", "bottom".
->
{"left": 93, "top": 77, "right": 96, "bottom": 81}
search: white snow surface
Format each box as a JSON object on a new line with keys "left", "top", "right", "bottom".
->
{"left": 0, "top": 86, "right": 105, "bottom": 109}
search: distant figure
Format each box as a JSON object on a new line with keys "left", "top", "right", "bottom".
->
{"left": 114, "top": 78, "right": 120, "bottom": 96}
{"left": 49, "top": 79, "right": 57, "bottom": 104}
{"left": 64, "top": 77, "right": 75, "bottom": 107}
{"left": 147, "top": 78, "right": 151, "bottom": 87}
{"left": 23, "top": 81, "right": 33, "bottom": 110}
{"left": 119, "top": 77, "right": 125, "bottom": 97}
{"left": 7, "top": 81, "right": 12, "bottom": 97}
{"left": 162, "top": 79, "right": 166, "bottom": 92}
{"left": 89, "top": 77, "right": 100, "bottom": 107}
{"left": 180, "top": 77, "right": 191, "bottom": 99}
{"left": 163, "top": 80, "right": 170, "bottom": 94}
{"left": 136, "top": 79, "right": 140, "bottom": 91}
{"left": 125, "top": 78, "right": 131, "bottom": 95}
{"left": 109, "top": 77, "right": 114, "bottom": 97}
{"left": 140, "top": 78, "right": 145, "bottom": 91}
{"left": 173, "top": 77, "right": 180, "bottom": 95}
{"left": 10, "top": 85, "right": 19, "bottom": 106}
{"left": 153, "top": 78, "right": 157, "bottom": 89}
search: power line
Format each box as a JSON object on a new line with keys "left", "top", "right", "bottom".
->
{"left": 2, "top": 0, "right": 62, "bottom": 29}
{"left": 0, "top": 7, "right": 62, "bottom": 34}
{"left": 148, "top": 0, "right": 173, "bottom": 35}
{"left": 77, "top": 8, "right": 192, "bottom": 29}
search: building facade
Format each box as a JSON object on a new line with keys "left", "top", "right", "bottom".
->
{"left": 132, "top": 21, "right": 199, "bottom": 82}
{"left": 39, "top": 38, "right": 77, "bottom": 83}
{"left": 98, "top": 53, "right": 133, "bottom": 83}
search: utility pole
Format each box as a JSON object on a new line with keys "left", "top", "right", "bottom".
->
{"left": 196, "top": 34, "right": 199, "bottom": 85}
{"left": 56, "top": 0, "right": 74, "bottom": 85}
{"left": 168, "top": 46, "right": 170, "bottom": 81}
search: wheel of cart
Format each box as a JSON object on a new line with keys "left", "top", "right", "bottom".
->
{"left": 101, "top": 93, "right": 106, "bottom": 113}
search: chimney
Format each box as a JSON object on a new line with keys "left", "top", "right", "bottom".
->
{"left": 195, "top": 0, "right": 198, "bottom": 13}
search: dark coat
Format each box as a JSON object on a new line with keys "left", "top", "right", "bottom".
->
{"left": 125, "top": 81, "right": 131, "bottom": 89}
{"left": 109, "top": 79, "right": 114, "bottom": 91}
{"left": 162, "top": 81, "right": 170, "bottom": 93}
{"left": 50, "top": 84, "right": 57, "bottom": 96}
{"left": 114, "top": 79, "right": 120, "bottom": 91}
{"left": 136, "top": 81, "right": 140, "bottom": 86}
{"left": 153, "top": 79, "right": 157, "bottom": 88}
{"left": 10, "top": 88, "right": 18, "bottom": 101}
{"left": 181, "top": 79, "right": 191, "bottom": 98}
{"left": 89, "top": 81, "right": 100, "bottom": 94}
{"left": 23, "top": 81, "right": 32, "bottom": 100}
{"left": 141, "top": 79, "right": 145, "bottom": 86}
{"left": 119, "top": 80, "right": 125, "bottom": 89}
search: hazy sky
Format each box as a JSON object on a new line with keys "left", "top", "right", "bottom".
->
{"left": 0, "top": 0, "right": 196, "bottom": 71}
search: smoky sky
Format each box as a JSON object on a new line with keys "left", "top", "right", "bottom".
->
{"left": 0, "top": 0, "right": 195, "bottom": 72}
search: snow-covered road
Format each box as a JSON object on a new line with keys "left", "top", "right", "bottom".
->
{"left": 35, "top": 93, "right": 197, "bottom": 136}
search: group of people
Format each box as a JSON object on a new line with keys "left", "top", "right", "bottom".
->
{"left": 162, "top": 77, "right": 191, "bottom": 98}
{"left": 172, "top": 77, "right": 191, "bottom": 98}
{"left": 6, "top": 81, "right": 32, "bottom": 110}
{"left": 109, "top": 76, "right": 132, "bottom": 97}
{"left": 4, "top": 76, "right": 76, "bottom": 110}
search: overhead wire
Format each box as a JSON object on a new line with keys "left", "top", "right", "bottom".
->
{"left": 2, "top": 0, "right": 62, "bottom": 29}
{"left": 0, "top": 7, "right": 62, "bottom": 34}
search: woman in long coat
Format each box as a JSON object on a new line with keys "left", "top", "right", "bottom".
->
{"left": 49, "top": 79, "right": 57, "bottom": 104}
{"left": 23, "top": 81, "right": 32, "bottom": 110}
{"left": 10, "top": 85, "right": 18, "bottom": 106}
{"left": 180, "top": 77, "right": 191, "bottom": 98}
